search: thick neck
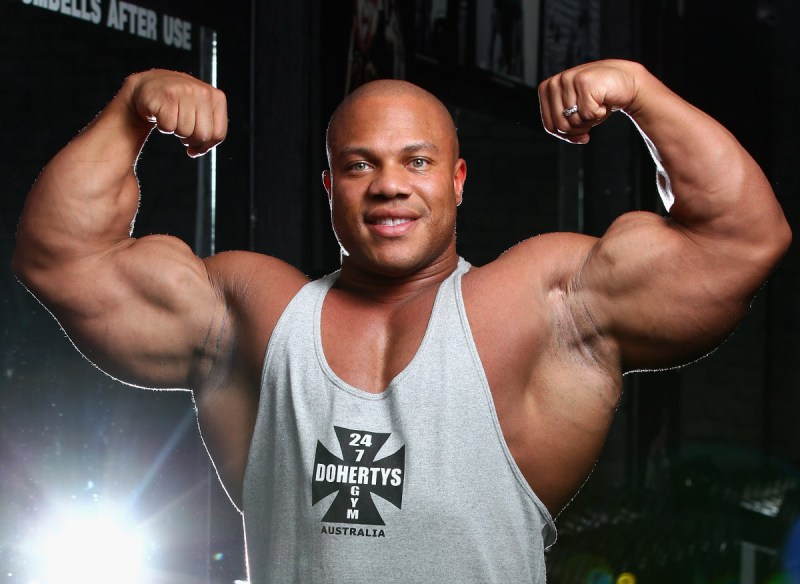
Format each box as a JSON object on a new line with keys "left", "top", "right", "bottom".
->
{"left": 335, "top": 248, "right": 460, "bottom": 305}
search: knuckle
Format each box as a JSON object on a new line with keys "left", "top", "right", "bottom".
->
{"left": 537, "top": 79, "right": 549, "bottom": 94}
{"left": 214, "top": 91, "right": 228, "bottom": 111}
{"left": 158, "top": 85, "right": 181, "bottom": 109}
{"left": 194, "top": 130, "right": 211, "bottom": 144}
{"left": 196, "top": 83, "right": 214, "bottom": 101}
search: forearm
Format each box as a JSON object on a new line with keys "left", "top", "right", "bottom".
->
{"left": 625, "top": 65, "right": 790, "bottom": 250}
{"left": 13, "top": 76, "right": 153, "bottom": 279}
{"left": 540, "top": 59, "right": 790, "bottom": 258}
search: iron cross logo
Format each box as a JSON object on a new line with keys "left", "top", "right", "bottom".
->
{"left": 312, "top": 426, "right": 405, "bottom": 525}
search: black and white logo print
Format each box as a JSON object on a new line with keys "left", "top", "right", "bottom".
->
{"left": 312, "top": 426, "right": 405, "bottom": 525}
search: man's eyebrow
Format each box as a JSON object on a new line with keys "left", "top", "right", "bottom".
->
{"left": 337, "top": 146, "right": 373, "bottom": 158}
{"left": 401, "top": 141, "right": 440, "bottom": 154}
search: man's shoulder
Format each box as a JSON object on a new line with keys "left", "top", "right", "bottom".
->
{"left": 466, "top": 231, "right": 597, "bottom": 292}
{"left": 459, "top": 233, "right": 595, "bottom": 354}
{"left": 203, "top": 250, "right": 309, "bottom": 324}
{"left": 204, "top": 250, "right": 309, "bottom": 287}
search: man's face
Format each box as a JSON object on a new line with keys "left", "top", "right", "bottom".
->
{"left": 324, "top": 93, "right": 467, "bottom": 278}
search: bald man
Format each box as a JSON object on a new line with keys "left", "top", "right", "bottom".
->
{"left": 13, "top": 61, "right": 790, "bottom": 583}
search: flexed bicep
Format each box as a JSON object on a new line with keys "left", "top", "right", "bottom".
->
{"left": 13, "top": 69, "right": 233, "bottom": 388}
{"left": 540, "top": 60, "right": 790, "bottom": 371}
{"left": 38, "top": 234, "right": 228, "bottom": 389}
{"left": 577, "top": 211, "right": 758, "bottom": 371}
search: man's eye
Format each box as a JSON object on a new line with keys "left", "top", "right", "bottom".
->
{"left": 410, "top": 158, "right": 428, "bottom": 169}
{"left": 349, "top": 162, "right": 368, "bottom": 171}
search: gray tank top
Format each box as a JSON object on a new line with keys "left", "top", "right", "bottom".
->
{"left": 243, "top": 259, "right": 556, "bottom": 583}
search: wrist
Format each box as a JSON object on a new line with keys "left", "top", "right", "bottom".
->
{"left": 618, "top": 61, "right": 653, "bottom": 118}
{"left": 116, "top": 73, "right": 158, "bottom": 134}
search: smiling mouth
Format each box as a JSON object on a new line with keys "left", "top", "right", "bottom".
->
{"left": 373, "top": 217, "right": 414, "bottom": 226}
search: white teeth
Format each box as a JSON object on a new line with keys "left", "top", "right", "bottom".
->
{"left": 376, "top": 217, "right": 411, "bottom": 226}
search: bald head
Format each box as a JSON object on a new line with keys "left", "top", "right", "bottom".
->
{"left": 326, "top": 79, "right": 459, "bottom": 166}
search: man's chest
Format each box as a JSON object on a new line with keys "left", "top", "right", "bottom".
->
{"left": 319, "top": 290, "right": 436, "bottom": 394}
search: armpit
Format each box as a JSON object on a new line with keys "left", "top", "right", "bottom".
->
{"left": 189, "top": 291, "right": 236, "bottom": 392}
{"left": 546, "top": 282, "right": 620, "bottom": 377}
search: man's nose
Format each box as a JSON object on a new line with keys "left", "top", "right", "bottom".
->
{"left": 368, "top": 165, "right": 411, "bottom": 199}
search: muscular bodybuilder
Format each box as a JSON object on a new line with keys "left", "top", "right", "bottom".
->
{"left": 12, "top": 60, "right": 790, "bottom": 582}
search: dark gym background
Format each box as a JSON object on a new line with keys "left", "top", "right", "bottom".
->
{"left": 1, "top": 0, "right": 798, "bottom": 582}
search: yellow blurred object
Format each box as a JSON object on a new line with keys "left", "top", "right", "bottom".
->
{"left": 617, "top": 573, "right": 636, "bottom": 584}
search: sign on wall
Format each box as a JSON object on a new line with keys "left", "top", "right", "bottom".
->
{"left": 20, "top": 0, "right": 194, "bottom": 50}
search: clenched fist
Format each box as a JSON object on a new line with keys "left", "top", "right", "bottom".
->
{"left": 125, "top": 69, "right": 227, "bottom": 157}
{"left": 538, "top": 59, "right": 648, "bottom": 144}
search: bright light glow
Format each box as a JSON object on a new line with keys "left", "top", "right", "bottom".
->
{"left": 28, "top": 505, "right": 147, "bottom": 584}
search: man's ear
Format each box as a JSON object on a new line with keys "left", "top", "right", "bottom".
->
{"left": 453, "top": 159, "right": 467, "bottom": 206}
{"left": 322, "top": 170, "right": 332, "bottom": 201}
